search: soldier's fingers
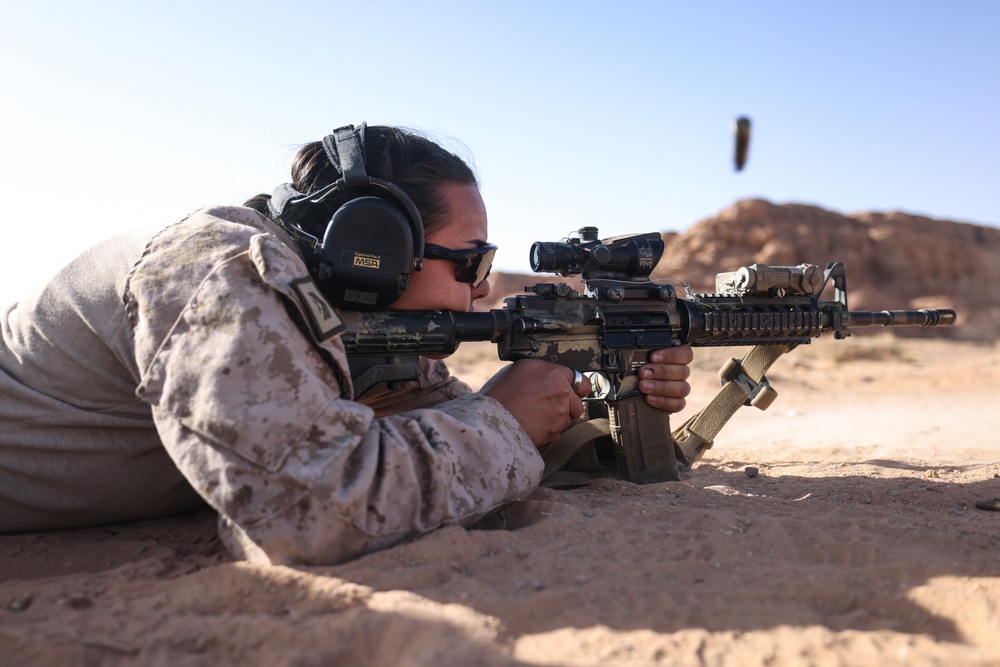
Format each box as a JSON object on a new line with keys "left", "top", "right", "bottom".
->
{"left": 640, "top": 362, "right": 691, "bottom": 382}
{"left": 639, "top": 379, "right": 691, "bottom": 399}
{"left": 566, "top": 368, "right": 592, "bottom": 398}
{"left": 649, "top": 345, "right": 693, "bottom": 365}
{"left": 644, "top": 393, "right": 688, "bottom": 414}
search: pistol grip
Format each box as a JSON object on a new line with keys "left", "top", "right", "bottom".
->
{"left": 607, "top": 383, "right": 679, "bottom": 483}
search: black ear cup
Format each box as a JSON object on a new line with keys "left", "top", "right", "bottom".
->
{"left": 317, "top": 197, "right": 417, "bottom": 308}
{"left": 267, "top": 124, "right": 425, "bottom": 310}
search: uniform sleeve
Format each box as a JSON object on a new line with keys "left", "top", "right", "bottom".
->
{"left": 131, "top": 232, "right": 542, "bottom": 565}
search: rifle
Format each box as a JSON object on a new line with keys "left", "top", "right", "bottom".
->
{"left": 342, "top": 227, "right": 956, "bottom": 484}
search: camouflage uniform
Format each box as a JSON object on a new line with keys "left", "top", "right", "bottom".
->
{"left": 0, "top": 206, "right": 542, "bottom": 564}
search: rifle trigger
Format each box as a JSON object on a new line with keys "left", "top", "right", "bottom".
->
{"left": 719, "top": 357, "right": 778, "bottom": 411}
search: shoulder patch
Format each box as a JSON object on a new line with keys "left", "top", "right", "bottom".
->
{"left": 291, "top": 277, "right": 345, "bottom": 342}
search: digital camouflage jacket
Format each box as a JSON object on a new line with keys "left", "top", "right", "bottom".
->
{"left": 0, "top": 207, "right": 542, "bottom": 564}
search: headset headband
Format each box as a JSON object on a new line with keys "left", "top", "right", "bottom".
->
{"left": 322, "top": 124, "right": 368, "bottom": 187}
{"left": 267, "top": 124, "right": 424, "bottom": 257}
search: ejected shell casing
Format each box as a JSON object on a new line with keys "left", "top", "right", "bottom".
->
{"left": 733, "top": 116, "right": 751, "bottom": 171}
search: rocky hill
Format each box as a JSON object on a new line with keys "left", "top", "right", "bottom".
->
{"left": 482, "top": 199, "right": 999, "bottom": 341}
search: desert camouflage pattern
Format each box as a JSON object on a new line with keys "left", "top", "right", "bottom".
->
{"left": 1, "top": 207, "right": 542, "bottom": 564}
{"left": 0, "top": 220, "right": 207, "bottom": 531}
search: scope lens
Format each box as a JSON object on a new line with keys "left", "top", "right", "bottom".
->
{"left": 530, "top": 243, "right": 543, "bottom": 272}
{"left": 529, "top": 241, "right": 592, "bottom": 274}
{"left": 530, "top": 241, "right": 575, "bottom": 273}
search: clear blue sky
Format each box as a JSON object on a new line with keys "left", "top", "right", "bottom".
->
{"left": 1, "top": 1, "right": 997, "bottom": 302}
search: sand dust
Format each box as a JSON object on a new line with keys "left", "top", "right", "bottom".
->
{"left": 2, "top": 337, "right": 998, "bottom": 666}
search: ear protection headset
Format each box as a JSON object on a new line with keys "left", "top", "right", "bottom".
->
{"left": 267, "top": 124, "right": 424, "bottom": 310}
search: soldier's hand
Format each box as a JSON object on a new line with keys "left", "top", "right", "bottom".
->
{"left": 480, "top": 360, "right": 591, "bottom": 446}
{"left": 639, "top": 346, "right": 693, "bottom": 413}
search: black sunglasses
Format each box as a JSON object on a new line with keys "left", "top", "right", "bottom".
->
{"left": 423, "top": 243, "right": 497, "bottom": 288}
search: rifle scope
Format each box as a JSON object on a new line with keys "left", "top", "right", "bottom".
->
{"left": 529, "top": 228, "right": 664, "bottom": 281}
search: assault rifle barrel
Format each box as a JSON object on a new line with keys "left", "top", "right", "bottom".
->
{"left": 847, "top": 309, "right": 957, "bottom": 328}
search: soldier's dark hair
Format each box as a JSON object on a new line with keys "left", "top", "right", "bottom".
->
{"left": 243, "top": 126, "right": 478, "bottom": 236}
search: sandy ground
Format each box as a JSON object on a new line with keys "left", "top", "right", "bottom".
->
{"left": 2, "top": 336, "right": 998, "bottom": 666}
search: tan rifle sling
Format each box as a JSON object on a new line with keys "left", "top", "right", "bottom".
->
{"left": 672, "top": 343, "right": 793, "bottom": 467}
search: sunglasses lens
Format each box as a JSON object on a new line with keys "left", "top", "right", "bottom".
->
{"left": 425, "top": 244, "right": 497, "bottom": 287}
{"left": 461, "top": 246, "right": 495, "bottom": 287}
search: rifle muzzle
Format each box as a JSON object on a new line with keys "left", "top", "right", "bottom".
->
{"left": 847, "top": 309, "right": 957, "bottom": 328}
